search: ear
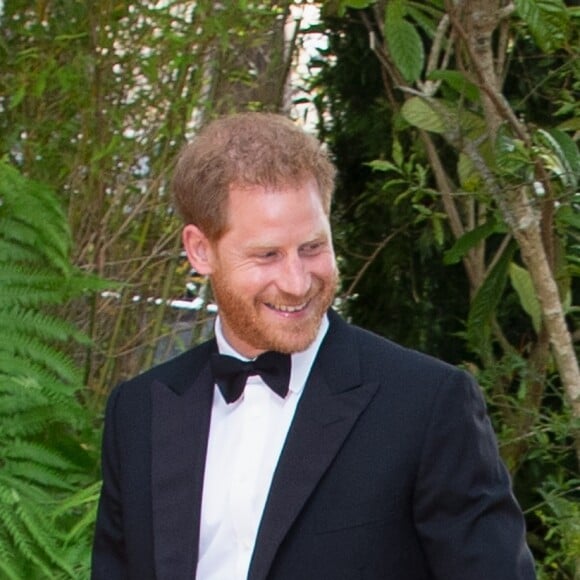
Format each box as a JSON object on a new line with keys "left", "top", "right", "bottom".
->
{"left": 182, "top": 224, "right": 215, "bottom": 275}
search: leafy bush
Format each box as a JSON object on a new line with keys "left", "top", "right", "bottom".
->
{"left": 0, "top": 162, "right": 103, "bottom": 578}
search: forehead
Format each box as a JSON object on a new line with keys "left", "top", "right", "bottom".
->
{"left": 221, "top": 181, "right": 330, "bottom": 242}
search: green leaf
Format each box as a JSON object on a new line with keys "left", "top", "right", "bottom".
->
{"left": 427, "top": 70, "right": 480, "bottom": 102}
{"left": 401, "top": 97, "right": 445, "bottom": 133}
{"left": 385, "top": 4, "right": 425, "bottom": 82}
{"left": 495, "top": 130, "right": 534, "bottom": 178}
{"left": 9, "top": 86, "right": 26, "bottom": 110}
{"left": 534, "top": 128, "right": 580, "bottom": 190}
{"left": 406, "top": 4, "right": 442, "bottom": 37}
{"left": 457, "top": 109, "right": 486, "bottom": 139}
{"left": 457, "top": 153, "right": 482, "bottom": 191}
{"left": 386, "top": 0, "right": 406, "bottom": 20}
{"left": 432, "top": 214, "right": 445, "bottom": 247}
{"left": 557, "top": 118, "right": 580, "bottom": 133}
{"left": 556, "top": 206, "right": 580, "bottom": 230}
{"left": 444, "top": 217, "right": 507, "bottom": 265}
{"left": 392, "top": 138, "right": 404, "bottom": 167}
{"left": 509, "top": 263, "right": 542, "bottom": 333}
{"left": 515, "top": 0, "right": 570, "bottom": 52}
{"left": 368, "top": 160, "right": 402, "bottom": 173}
{"left": 467, "top": 242, "right": 517, "bottom": 356}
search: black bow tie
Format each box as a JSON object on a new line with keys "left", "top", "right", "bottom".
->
{"left": 210, "top": 351, "right": 291, "bottom": 404}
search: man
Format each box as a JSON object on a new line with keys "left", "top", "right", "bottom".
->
{"left": 92, "top": 112, "right": 535, "bottom": 579}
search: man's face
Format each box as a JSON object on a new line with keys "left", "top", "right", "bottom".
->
{"left": 201, "top": 180, "right": 337, "bottom": 358}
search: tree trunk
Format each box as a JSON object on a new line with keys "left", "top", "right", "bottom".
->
{"left": 457, "top": 0, "right": 580, "bottom": 465}
{"left": 208, "top": 2, "right": 297, "bottom": 114}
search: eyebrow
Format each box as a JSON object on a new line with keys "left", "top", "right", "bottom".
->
{"left": 247, "top": 233, "right": 329, "bottom": 250}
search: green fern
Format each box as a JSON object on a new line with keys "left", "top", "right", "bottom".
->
{"left": 0, "top": 161, "right": 101, "bottom": 578}
{"left": 0, "top": 263, "right": 101, "bottom": 307}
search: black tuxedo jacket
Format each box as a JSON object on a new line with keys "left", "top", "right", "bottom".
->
{"left": 92, "top": 310, "right": 535, "bottom": 579}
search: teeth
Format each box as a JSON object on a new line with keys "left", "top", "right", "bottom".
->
{"left": 270, "top": 303, "right": 307, "bottom": 313}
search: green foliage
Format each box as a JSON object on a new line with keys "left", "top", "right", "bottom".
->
{"left": 466, "top": 242, "right": 517, "bottom": 359}
{"left": 1, "top": 0, "right": 293, "bottom": 393}
{"left": 533, "top": 128, "right": 579, "bottom": 192}
{"left": 314, "top": 2, "right": 579, "bottom": 573}
{"left": 401, "top": 96, "right": 487, "bottom": 145}
{"left": 1, "top": 2, "right": 301, "bottom": 575}
{"left": 0, "top": 162, "right": 101, "bottom": 578}
{"left": 427, "top": 70, "right": 480, "bottom": 102}
{"left": 401, "top": 97, "right": 445, "bottom": 133}
{"left": 312, "top": 13, "right": 470, "bottom": 361}
{"left": 0, "top": 161, "right": 70, "bottom": 273}
{"left": 368, "top": 150, "right": 447, "bottom": 246}
{"left": 495, "top": 131, "right": 536, "bottom": 181}
{"left": 478, "top": 358, "right": 580, "bottom": 578}
{"left": 515, "top": 0, "right": 571, "bottom": 52}
{"left": 385, "top": 0, "right": 424, "bottom": 82}
{"left": 534, "top": 482, "right": 580, "bottom": 577}
{"left": 444, "top": 217, "right": 508, "bottom": 265}
{"left": 509, "top": 263, "right": 542, "bottom": 333}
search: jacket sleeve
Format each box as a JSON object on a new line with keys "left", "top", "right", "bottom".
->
{"left": 91, "top": 385, "right": 128, "bottom": 580}
{"left": 413, "top": 368, "right": 536, "bottom": 579}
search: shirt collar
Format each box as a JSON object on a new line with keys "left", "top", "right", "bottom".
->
{"left": 214, "top": 314, "right": 329, "bottom": 395}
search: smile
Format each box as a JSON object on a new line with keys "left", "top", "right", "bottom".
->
{"left": 266, "top": 302, "right": 309, "bottom": 313}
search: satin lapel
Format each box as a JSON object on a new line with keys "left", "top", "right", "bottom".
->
{"left": 151, "top": 363, "right": 214, "bottom": 580}
{"left": 248, "top": 315, "right": 379, "bottom": 580}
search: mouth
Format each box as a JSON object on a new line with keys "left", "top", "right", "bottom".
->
{"left": 265, "top": 301, "right": 310, "bottom": 314}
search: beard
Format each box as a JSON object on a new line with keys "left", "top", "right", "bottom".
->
{"left": 210, "top": 267, "right": 338, "bottom": 355}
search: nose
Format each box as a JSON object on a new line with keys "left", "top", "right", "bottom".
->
{"left": 276, "top": 253, "right": 311, "bottom": 297}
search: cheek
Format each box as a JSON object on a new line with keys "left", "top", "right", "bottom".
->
{"left": 229, "top": 269, "right": 274, "bottom": 297}
{"left": 313, "top": 254, "right": 338, "bottom": 279}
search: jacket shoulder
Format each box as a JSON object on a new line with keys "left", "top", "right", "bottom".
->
{"left": 111, "top": 338, "right": 215, "bottom": 400}
{"left": 330, "top": 310, "right": 464, "bottom": 382}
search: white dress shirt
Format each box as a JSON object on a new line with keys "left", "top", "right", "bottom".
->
{"left": 196, "top": 315, "right": 329, "bottom": 580}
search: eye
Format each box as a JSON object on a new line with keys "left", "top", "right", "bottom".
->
{"left": 300, "top": 241, "right": 325, "bottom": 256}
{"left": 254, "top": 250, "right": 278, "bottom": 261}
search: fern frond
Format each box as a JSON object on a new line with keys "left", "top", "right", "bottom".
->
{"left": 0, "top": 161, "right": 101, "bottom": 576}
{"left": 0, "top": 401, "right": 86, "bottom": 439}
{"left": 0, "top": 376, "right": 85, "bottom": 415}
{"left": 0, "top": 263, "right": 77, "bottom": 302}
{"left": 15, "top": 502, "right": 76, "bottom": 577}
{"left": 8, "top": 463, "right": 77, "bottom": 493}
{"left": 0, "top": 277, "right": 110, "bottom": 309}
{"left": 0, "top": 239, "right": 41, "bottom": 264}
{"left": 0, "top": 282, "right": 76, "bottom": 307}
{"left": 56, "top": 482, "right": 101, "bottom": 544}
{"left": 0, "top": 305, "right": 89, "bottom": 344}
{"left": 0, "top": 500, "right": 51, "bottom": 576}
{"left": 51, "top": 543, "right": 92, "bottom": 580}
{"left": 0, "top": 217, "right": 69, "bottom": 275}
{"left": 0, "top": 333, "right": 82, "bottom": 384}
{"left": 0, "top": 358, "right": 76, "bottom": 396}
{"left": 0, "top": 443, "right": 87, "bottom": 494}
{"left": 0, "top": 164, "right": 70, "bottom": 271}
{"left": 0, "top": 555, "right": 22, "bottom": 580}
{"left": 2, "top": 440, "right": 81, "bottom": 473}
{"left": 0, "top": 410, "right": 64, "bottom": 439}
{"left": 0, "top": 262, "right": 67, "bottom": 283}
{"left": 0, "top": 480, "right": 79, "bottom": 578}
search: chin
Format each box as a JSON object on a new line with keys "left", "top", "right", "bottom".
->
{"left": 263, "top": 327, "right": 320, "bottom": 355}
